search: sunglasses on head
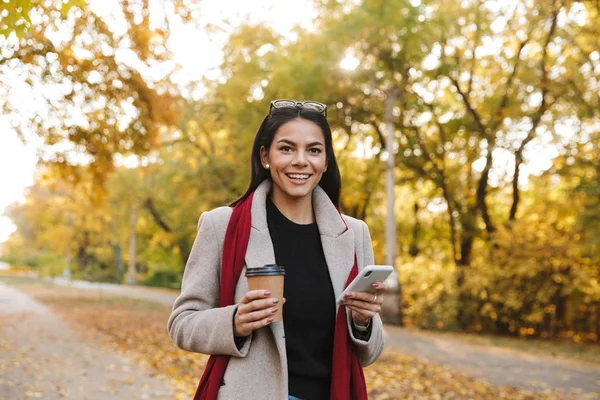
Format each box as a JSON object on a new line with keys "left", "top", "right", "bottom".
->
{"left": 269, "top": 99, "right": 327, "bottom": 117}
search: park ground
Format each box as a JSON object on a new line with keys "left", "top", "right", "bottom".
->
{"left": 1, "top": 275, "right": 599, "bottom": 400}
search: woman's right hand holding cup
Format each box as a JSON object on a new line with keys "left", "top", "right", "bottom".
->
{"left": 234, "top": 290, "right": 281, "bottom": 337}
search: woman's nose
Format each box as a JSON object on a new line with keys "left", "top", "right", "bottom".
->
{"left": 292, "top": 151, "right": 308, "bottom": 165}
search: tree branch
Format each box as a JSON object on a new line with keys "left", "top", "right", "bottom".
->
{"left": 425, "top": 102, "right": 459, "bottom": 263}
{"left": 567, "top": 78, "right": 598, "bottom": 116}
{"left": 370, "top": 120, "right": 387, "bottom": 150}
{"left": 467, "top": 0, "right": 482, "bottom": 96}
{"left": 142, "top": 196, "right": 191, "bottom": 265}
{"left": 491, "top": 34, "right": 531, "bottom": 131}
{"left": 509, "top": 4, "right": 558, "bottom": 220}
{"left": 449, "top": 75, "right": 488, "bottom": 137}
{"left": 476, "top": 147, "right": 495, "bottom": 233}
{"left": 143, "top": 197, "right": 172, "bottom": 233}
{"left": 161, "top": 137, "right": 210, "bottom": 159}
{"left": 449, "top": 71, "right": 496, "bottom": 233}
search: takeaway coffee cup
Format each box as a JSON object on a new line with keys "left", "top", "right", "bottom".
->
{"left": 246, "top": 264, "right": 285, "bottom": 322}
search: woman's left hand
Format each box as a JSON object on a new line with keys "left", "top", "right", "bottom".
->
{"left": 341, "top": 282, "right": 386, "bottom": 325}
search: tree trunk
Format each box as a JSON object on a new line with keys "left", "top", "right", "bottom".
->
{"left": 409, "top": 201, "right": 420, "bottom": 257}
{"left": 596, "top": 303, "right": 600, "bottom": 342}
{"left": 459, "top": 230, "right": 474, "bottom": 267}
{"left": 456, "top": 224, "right": 475, "bottom": 330}
{"left": 495, "top": 319, "right": 511, "bottom": 336}
{"left": 509, "top": 154, "right": 523, "bottom": 221}
{"left": 176, "top": 238, "right": 191, "bottom": 267}
{"left": 110, "top": 243, "right": 124, "bottom": 283}
{"left": 455, "top": 260, "right": 468, "bottom": 331}
{"left": 476, "top": 152, "right": 496, "bottom": 233}
{"left": 126, "top": 209, "right": 137, "bottom": 285}
{"left": 441, "top": 185, "right": 459, "bottom": 264}
{"left": 553, "top": 295, "right": 567, "bottom": 339}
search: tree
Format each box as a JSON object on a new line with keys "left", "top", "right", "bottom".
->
{"left": 0, "top": 0, "right": 192, "bottom": 192}
{"left": 0, "top": 0, "right": 84, "bottom": 38}
{"left": 4, "top": 0, "right": 600, "bottom": 339}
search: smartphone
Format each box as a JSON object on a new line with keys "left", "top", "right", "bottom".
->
{"left": 336, "top": 265, "right": 394, "bottom": 304}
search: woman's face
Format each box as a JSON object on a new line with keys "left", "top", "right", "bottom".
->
{"left": 260, "top": 118, "right": 328, "bottom": 204}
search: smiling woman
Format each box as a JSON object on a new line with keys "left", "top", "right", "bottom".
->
{"left": 168, "top": 100, "right": 387, "bottom": 400}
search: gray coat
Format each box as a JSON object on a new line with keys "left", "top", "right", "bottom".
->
{"left": 168, "top": 180, "right": 384, "bottom": 399}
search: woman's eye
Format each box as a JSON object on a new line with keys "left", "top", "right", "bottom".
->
{"left": 309, "top": 148, "right": 322, "bottom": 154}
{"left": 280, "top": 146, "right": 292, "bottom": 152}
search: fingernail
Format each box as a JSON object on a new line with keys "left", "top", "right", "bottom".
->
{"left": 272, "top": 298, "right": 279, "bottom": 304}
{"left": 346, "top": 292, "right": 353, "bottom": 298}
{"left": 267, "top": 318, "right": 274, "bottom": 323}
{"left": 264, "top": 290, "right": 271, "bottom": 296}
{"left": 271, "top": 307, "right": 278, "bottom": 313}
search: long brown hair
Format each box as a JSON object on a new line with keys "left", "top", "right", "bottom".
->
{"left": 231, "top": 106, "right": 341, "bottom": 207}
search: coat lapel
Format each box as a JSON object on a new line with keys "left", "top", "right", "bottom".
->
{"left": 244, "top": 180, "right": 276, "bottom": 271}
{"left": 243, "top": 181, "right": 287, "bottom": 375}
{"left": 313, "top": 187, "right": 355, "bottom": 313}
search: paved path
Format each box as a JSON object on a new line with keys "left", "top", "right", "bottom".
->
{"left": 0, "top": 282, "right": 175, "bottom": 400}
{"left": 36, "top": 278, "right": 600, "bottom": 396}
{"left": 383, "top": 325, "right": 600, "bottom": 397}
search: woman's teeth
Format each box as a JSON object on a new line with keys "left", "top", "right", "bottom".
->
{"left": 287, "top": 174, "right": 310, "bottom": 180}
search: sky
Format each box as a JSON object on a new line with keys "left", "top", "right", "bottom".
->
{"left": 0, "top": 0, "right": 317, "bottom": 243}
{"left": 0, "top": 122, "right": 38, "bottom": 242}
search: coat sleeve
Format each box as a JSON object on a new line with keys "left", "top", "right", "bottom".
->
{"left": 346, "top": 220, "right": 385, "bottom": 366}
{"left": 167, "top": 210, "right": 252, "bottom": 357}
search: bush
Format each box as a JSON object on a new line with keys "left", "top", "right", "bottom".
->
{"left": 397, "top": 254, "right": 457, "bottom": 330}
{"left": 145, "top": 269, "right": 181, "bottom": 289}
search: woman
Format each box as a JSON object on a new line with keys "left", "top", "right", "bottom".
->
{"left": 168, "top": 100, "right": 386, "bottom": 400}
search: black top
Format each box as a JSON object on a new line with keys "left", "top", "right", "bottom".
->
{"left": 266, "top": 197, "right": 336, "bottom": 400}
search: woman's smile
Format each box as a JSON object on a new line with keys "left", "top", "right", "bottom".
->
{"left": 286, "top": 173, "right": 312, "bottom": 183}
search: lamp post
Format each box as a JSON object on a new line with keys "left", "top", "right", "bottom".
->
{"left": 384, "top": 88, "right": 397, "bottom": 270}
{"left": 341, "top": 53, "right": 402, "bottom": 324}
{"left": 384, "top": 88, "right": 403, "bottom": 325}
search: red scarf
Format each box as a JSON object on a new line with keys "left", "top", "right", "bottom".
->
{"left": 194, "top": 192, "right": 367, "bottom": 399}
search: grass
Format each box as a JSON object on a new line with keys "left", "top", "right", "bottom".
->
{"left": 0, "top": 274, "right": 48, "bottom": 286}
